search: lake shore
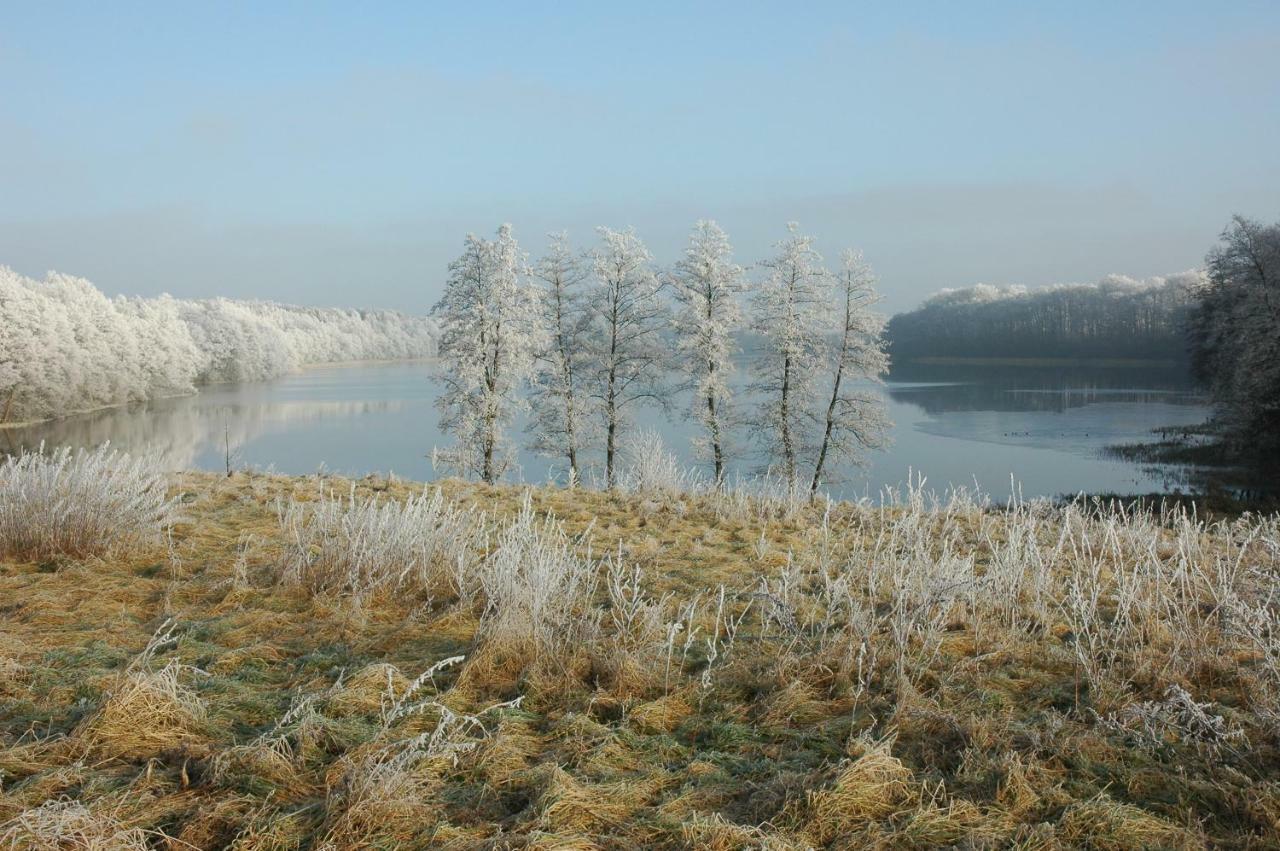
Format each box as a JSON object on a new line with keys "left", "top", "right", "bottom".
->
{"left": 2, "top": 469, "right": 1278, "bottom": 847}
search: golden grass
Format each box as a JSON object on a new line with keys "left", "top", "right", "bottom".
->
{"left": 0, "top": 470, "right": 1277, "bottom": 848}
{"left": 0, "top": 799, "right": 155, "bottom": 851}
{"left": 802, "top": 735, "right": 918, "bottom": 843}
{"left": 75, "top": 660, "right": 208, "bottom": 762}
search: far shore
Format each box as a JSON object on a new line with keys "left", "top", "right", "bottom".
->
{"left": 899, "top": 355, "right": 1183, "bottom": 369}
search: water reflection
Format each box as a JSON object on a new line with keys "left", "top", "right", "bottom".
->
{"left": 3, "top": 361, "right": 1215, "bottom": 500}
{"left": 886, "top": 363, "right": 1201, "bottom": 415}
{"left": 2, "top": 395, "right": 404, "bottom": 471}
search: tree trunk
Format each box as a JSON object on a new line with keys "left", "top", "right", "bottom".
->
{"left": 707, "top": 390, "right": 723, "bottom": 483}
{"left": 606, "top": 410, "right": 616, "bottom": 488}
{"left": 605, "top": 296, "right": 620, "bottom": 489}
{"left": 811, "top": 360, "right": 844, "bottom": 496}
{"left": 812, "top": 283, "right": 855, "bottom": 497}
{"left": 779, "top": 354, "right": 793, "bottom": 482}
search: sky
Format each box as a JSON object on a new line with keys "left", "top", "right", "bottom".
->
{"left": 2, "top": 1, "right": 1278, "bottom": 314}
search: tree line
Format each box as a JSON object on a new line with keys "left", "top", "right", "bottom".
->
{"left": 0, "top": 267, "right": 438, "bottom": 424}
{"left": 1188, "top": 215, "right": 1280, "bottom": 460}
{"left": 430, "top": 221, "right": 891, "bottom": 494}
{"left": 886, "top": 273, "right": 1202, "bottom": 362}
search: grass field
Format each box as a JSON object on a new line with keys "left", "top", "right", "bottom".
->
{"left": 2, "top": 459, "right": 1280, "bottom": 849}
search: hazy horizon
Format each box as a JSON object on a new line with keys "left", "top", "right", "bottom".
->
{"left": 3, "top": 2, "right": 1277, "bottom": 314}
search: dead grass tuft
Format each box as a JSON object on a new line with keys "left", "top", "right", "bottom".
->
{"left": 803, "top": 734, "right": 917, "bottom": 843}
{"left": 628, "top": 691, "right": 693, "bottom": 733}
{"left": 1058, "top": 794, "right": 1200, "bottom": 850}
{"left": 680, "top": 812, "right": 803, "bottom": 850}
{"left": 531, "top": 764, "right": 649, "bottom": 834}
{"left": 76, "top": 657, "right": 207, "bottom": 761}
{"left": 0, "top": 799, "right": 161, "bottom": 851}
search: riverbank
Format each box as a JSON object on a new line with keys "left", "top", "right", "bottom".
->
{"left": 2, "top": 470, "right": 1278, "bottom": 847}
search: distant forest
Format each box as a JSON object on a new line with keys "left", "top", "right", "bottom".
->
{"left": 886, "top": 273, "right": 1202, "bottom": 363}
{"left": 0, "top": 267, "right": 438, "bottom": 425}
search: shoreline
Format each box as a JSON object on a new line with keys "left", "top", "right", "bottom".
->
{"left": 0, "top": 357, "right": 439, "bottom": 430}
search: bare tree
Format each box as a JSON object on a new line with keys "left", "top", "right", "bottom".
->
{"left": 670, "top": 220, "right": 744, "bottom": 483}
{"left": 749, "top": 223, "right": 830, "bottom": 483}
{"left": 527, "top": 233, "right": 593, "bottom": 484}
{"left": 586, "top": 227, "right": 668, "bottom": 488}
{"left": 809, "top": 250, "right": 891, "bottom": 495}
{"left": 432, "top": 224, "right": 541, "bottom": 483}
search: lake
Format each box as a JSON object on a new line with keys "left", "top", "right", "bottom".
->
{"left": 0, "top": 360, "right": 1210, "bottom": 501}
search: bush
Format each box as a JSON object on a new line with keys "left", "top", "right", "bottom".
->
{"left": 278, "top": 484, "right": 478, "bottom": 601}
{"left": 0, "top": 443, "right": 177, "bottom": 561}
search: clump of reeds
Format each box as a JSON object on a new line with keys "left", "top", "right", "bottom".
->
{"left": 0, "top": 443, "right": 177, "bottom": 561}
{"left": 277, "top": 483, "right": 478, "bottom": 600}
{"left": 474, "top": 494, "right": 600, "bottom": 662}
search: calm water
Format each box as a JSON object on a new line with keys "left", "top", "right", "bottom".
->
{"left": 1, "top": 360, "right": 1210, "bottom": 501}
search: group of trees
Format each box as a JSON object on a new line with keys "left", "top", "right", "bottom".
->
{"left": 1187, "top": 215, "right": 1280, "bottom": 457}
{"left": 886, "top": 272, "right": 1202, "bottom": 362}
{"left": 432, "top": 221, "right": 891, "bottom": 493}
{"left": 0, "top": 267, "right": 438, "bottom": 424}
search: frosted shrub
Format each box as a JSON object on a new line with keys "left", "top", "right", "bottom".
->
{"left": 0, "top": 443, "right": 177, "bottom": 560}
{"left": 476, "top": 495, "right": 600, "bottom": 659}
{"left": 713, "top": 471, "right": 808, "bottom": 522}
{"left": 617, "top": 429, "right": 704, "bottom": 497}
{"left": 278, "top": 484, "right": 478, "bottom": 600}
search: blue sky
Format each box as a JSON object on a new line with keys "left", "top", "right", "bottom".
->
{"left": 2, "top": 1, "right": 1277, "bottom": 313}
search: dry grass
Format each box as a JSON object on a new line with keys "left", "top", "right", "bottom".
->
{"left": 1, "top": 468, "right": 1278, "bottom": 847}
{"left": 0, "top": 799, "right": 157, "bottom": 850}
{"left": 802, "top": 734, "right": 917, "bottom": 842}
{"left": 0, "top": 443, "right": 177, "bottom": 561}
{"left": 277, "top": 481, "right": 477, "bottom": 601}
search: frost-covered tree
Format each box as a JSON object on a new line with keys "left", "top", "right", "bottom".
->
{"left": 670, "top": 220, "right": 744, "bottom": 482}
{"left": 1188, "top": 215, "right": 1280, "bottom": 456}
{"left": 586, "top": 227, "right": 669, "bottom": 488}
{"left": 432, "top": 224, "right": 542, "bottom": 483}
{"left": 809, "top": 250, "right": 891, "bottom": 495}
{"left": 0, "top": 284, "right": 21, "bottom": 423}
{"left": 527, "top": 233, "right": 594, "bottom": 484}
{"left": 0, "top": 265, "right": 438, "bottom": 425}
{"left": 749, "top": 223, "right": 831, "bottom": 483}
